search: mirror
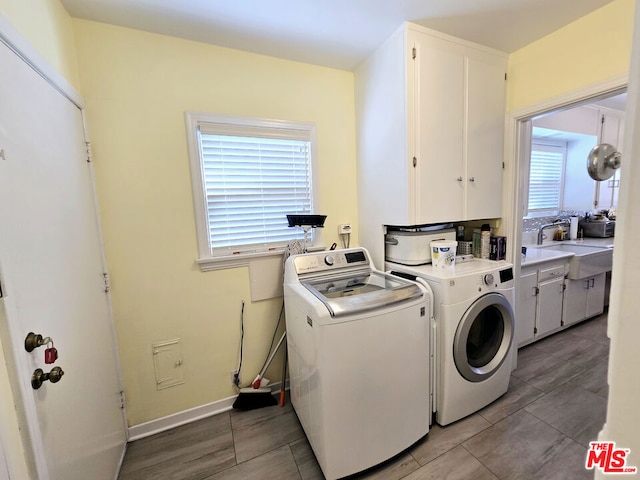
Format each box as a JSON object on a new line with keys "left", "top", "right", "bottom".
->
{"left": 587, "top": 143, "right": 621, "bottom": 181}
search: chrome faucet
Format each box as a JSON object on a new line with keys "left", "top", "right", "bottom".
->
{"left": 537, "top": 220, "right": 570, "bottom": 245}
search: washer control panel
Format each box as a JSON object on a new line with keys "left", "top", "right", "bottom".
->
{"left": 293, "top": 248, "right": 370, "bottom": 276}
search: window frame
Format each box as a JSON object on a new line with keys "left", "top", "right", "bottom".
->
{"left": 185, "top": 112, "right": 320, "bottom": 271}
{"left": 526, "top": 139, "right": 568, "bottom": 218}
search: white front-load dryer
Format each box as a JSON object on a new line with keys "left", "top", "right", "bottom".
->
{"left": 388, "top": 259, "right": 515, "bottom": 426}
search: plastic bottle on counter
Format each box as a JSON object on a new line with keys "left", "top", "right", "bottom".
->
{"left": 480, "top": 224, "right": 491, "bottom": 259}
{"left": 456, "top": 225, "right": 465, "bottom": 241}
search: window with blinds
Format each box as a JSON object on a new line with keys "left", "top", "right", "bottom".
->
{"left": 186, "top": 112, "right": 316, "bottom": 264}
{"left": 528, "top": 142, "right": 566, "bottom": 215}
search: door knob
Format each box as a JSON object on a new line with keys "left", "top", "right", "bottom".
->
{"left": 31, "top": 367, "right": 64, "bottom": 389}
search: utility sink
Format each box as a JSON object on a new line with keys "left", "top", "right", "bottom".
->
{"left": 542, "top": 244, "right": 613, "bottom": 279}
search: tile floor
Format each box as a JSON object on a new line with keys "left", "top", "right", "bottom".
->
{"left": 118, "top": 313, "right": 609, "bottom": 480}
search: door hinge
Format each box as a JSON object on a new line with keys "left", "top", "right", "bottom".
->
{"left": 85, "top": 141, "right": 93, "bottom": 163}
{"left": 412, "top": 156, "right": 417, "bottom": 168}
{"left": 412, "top": 47, "right": 416, "bottom": 60}
{"left": 119, "top": 390, "right": 126, "bottom": 410}
{"left": 103, "top": 272, "right": 111, "bottom": 293}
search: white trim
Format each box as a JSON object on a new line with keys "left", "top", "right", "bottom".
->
{"left": 509, "top": 74, "right": 628, "bottom": 121}
{"left": 185, "top": 111, "right": 321, "bottom": 270}
{"left": 196, "top": 244, "right": 326, "bottom": 272}
{"left": 503, "top": 75, "right": 628, "bottom": 273}
{"left": 0, "top": 13, "right": 83, "bottom": 110}
{"left": 127, "top": 381, "right": 287, "bottom": 441}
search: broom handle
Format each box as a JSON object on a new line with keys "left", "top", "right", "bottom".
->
{"left": 258, "top": 332, "right": 286, "bottom": 378}
{"left": 279, "top": 341, "right": 288, "bottom": 407}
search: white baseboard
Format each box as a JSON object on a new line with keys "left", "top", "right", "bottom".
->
{"left": 127, "top": 381, "right": 287, "bottom": 442}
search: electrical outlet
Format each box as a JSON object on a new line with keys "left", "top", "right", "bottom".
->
{"left": 338, "top": 223, "right": 352, "bottom": 234}
{"left": 230, "top": 370, "right": 240, "bottom": 386}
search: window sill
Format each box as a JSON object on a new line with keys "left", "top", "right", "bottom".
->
{"left": 196, "top": 245, "right": 326, "bottom": 272}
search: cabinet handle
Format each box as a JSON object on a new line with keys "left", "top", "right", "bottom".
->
{"left": 469, "top": 177, "right": 475, "bottom": 182}
{"left": 591, "top": 278, "right": 595, "bottom": 288}
{"left": 457, "top": 177, "right": 463, "bottom": 182}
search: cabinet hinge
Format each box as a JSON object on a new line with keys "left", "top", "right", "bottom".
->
{"left": 119, "top": 390, "right": 126, "bottom": 410}
{"left": 103, "top": 272, "right": 111, "bottom": 293}
{"left": 534, "top": 286, "right": 540, "bottom": 296}
{"left": 601, "top": 114, "right": 606, "bottom": 126}
{"left": 502, "top": 162, "right": 505, "bottom": 170}
{"left": 85, "top": 141, "right": 93, "bottom": 163}
{"left": 504, "top": 72, "right": 507, "bottom": 81}
{"left": 534, "top": 327, "right": 538, "bottom": 334}
{"left": 0, "top": 278, "right": 4, "bottom": 298}
{"left": 412, "top": 156, "right": 417, "bottom": 168}
{"left": 412, "top": 47, "right": 416, "bottom": 60}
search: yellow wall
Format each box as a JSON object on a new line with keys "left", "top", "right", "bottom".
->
{"left": 507, "top": 0, "right": 635, "bottom": 111}
{"left": 0, "top": 0, "right": 79, "bottom": 89}
{"left": 72, "top": 20, "right": 357, "bottom": 425}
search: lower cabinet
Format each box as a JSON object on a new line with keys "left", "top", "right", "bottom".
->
{"left": 518, "top": 262, "right": 567, "bottom": 347}
{"left": 563, "top": 273, "right": 606, "bottom": 326}
{"left": 518, "top": 261, "right": 608, "bottom": 348}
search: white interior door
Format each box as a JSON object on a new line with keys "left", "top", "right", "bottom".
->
{"left": 0, "top": 440, "right": 8, "bottom": 480}
{"left": 0, "top": 39, "right": 126, "bottom": 479}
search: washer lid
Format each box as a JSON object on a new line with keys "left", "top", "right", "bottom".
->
{"left": 302, "top": 271, "right": 423, "bottom": 317}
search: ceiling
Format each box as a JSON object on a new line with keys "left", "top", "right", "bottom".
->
{"left": 59, "top": 0, "right": 617, "bottom": 71}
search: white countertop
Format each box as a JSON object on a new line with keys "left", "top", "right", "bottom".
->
{"left": 522, "top": 237, "right": 614, "bottom": 267}
{"left": 521, "top": 248, "right": 573, "bottom": 267}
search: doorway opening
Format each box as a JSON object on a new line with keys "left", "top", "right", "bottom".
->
{"left": 519, "top": 90, "right": 626, "bottom": 247}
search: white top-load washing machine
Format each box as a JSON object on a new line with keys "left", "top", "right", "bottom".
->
{"left": 284, "top": 247, "right": 432, "bottom": 480}
{"left": 388, "top": 259, "right": 515, "bottom": 426}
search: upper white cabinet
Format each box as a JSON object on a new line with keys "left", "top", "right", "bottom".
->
{"left": 596, "top": 108, "right": 624, "bottom": 210}
{"left": 355, "top": 23, "right": 507, "bottom": 264}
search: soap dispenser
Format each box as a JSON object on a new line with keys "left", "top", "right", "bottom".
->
{"left": 553, "top": 225, "right": 565, "bottom": 241}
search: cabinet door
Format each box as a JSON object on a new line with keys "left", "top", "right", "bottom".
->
{"left": 597, "top": 111, "right": 623, "bottom": 209}
{"left": 517, "top": 272, "right": 538, "bottom": 346}
{"left": 466, "top": 55, "right": 506, "bottom": 220}
{"left": 585, "top": 273, "right": 606, "bottom": 318}
{"left": 414, "top": 34, "right": 465, "bottom": 224}
{"left": 536, "top": 277, "right": 565, "bottom": 337}
{"left": 563, "top": 278, "right": 589, "bottom": 326}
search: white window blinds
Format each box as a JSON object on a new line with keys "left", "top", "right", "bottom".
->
{"left": 197, "top": 121, "right": 313, "bottom": 254}
{"left": 528, "top": 142, "right": 566, "bottom": 214}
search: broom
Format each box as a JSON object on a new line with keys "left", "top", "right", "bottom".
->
{"left": 232, "top": 330, "right": 287, "bottom": 411}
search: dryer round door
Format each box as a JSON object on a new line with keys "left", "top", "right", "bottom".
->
{"left": 453, "top": 293, "right": 514, "bottom": 382}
